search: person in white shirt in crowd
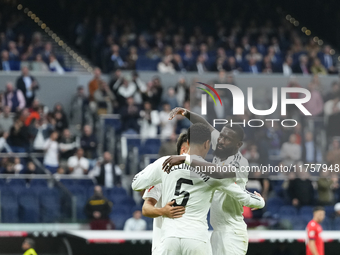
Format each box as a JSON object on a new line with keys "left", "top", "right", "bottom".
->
{"left": 89, "top": 151, "right": 122, "bottom": 188}
{"left": 0, "top": 131, "right": 11, "bottom": 152}
{"left": 139, "top": 101, "right": 160, "bottom": 139}
{"left": 280, "top": 134, "right": 302, "bottom": 166}
{"left": 14, "top": 157, "right": 24, "bottom": 174}
{"left": 49, "top": 54, "right": 65, "bottom": 74}
{"left": 43, "top": 131, "right": 59, "bottom": 173}
{"left": 159, "top": 103, "right": 176, "bottom": 139}
{"left": 282, "top": 56, "right": 293, "bottom": 76}
{"left": 67, "top": 148, "right": 89, "bottom": 176}
{"left": 31, "top": 54, "right": 49, "bottom": 72}
{"left": 124, "top": 210, "right": 147, "bottom": 231}
{"left": 0, "top": 106, "right": 14, "bottom": 133}
{"left": 16, "top": 66, "right": 39, "bottom": 108}
{"left": 59, "top": 129, "right": 78, "bottom": 166}
{"left": 32, "top": 118, "right": 54, "bottom": 152}
{"left": 157, "top": 56, "right": 175, "bottom": 74}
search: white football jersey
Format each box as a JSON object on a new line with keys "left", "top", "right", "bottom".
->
{"left": 210, "top": 129, "right": 250, "bottom": 232}
{"left": 143, "top": 184, "right": 162, "bottom": 254}
{"left": 132, "top": 155, "right": 263, "bottom": 242}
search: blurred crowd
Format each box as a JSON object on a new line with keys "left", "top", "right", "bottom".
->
{"left": 0, "top": 7, "right": 65, "bottom": 73}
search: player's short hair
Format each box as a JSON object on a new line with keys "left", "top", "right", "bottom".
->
{"left": 187, "top": 123, "right": 211, "bottom": 145}
{"left": 24, "top": 238, "right": 35, "bottom": 248}
{"left": 313, "top": 206, "right": 325, "bottom": 213}
{"left": 224, "top": 124, "right": 245, "bottom": 141}
{"left": 176, "top": 132, "right": 188, "bottom": 155}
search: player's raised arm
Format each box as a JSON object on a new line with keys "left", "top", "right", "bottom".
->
{"left": 131, "top": 157, "right": 167, "bottom": 191}
{"left": 216, "top": 182, "right": 265, "bottom": 209}
{"left": 169, "top": 107, "right": 215, "bottom": 133}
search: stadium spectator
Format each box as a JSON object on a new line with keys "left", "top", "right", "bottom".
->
{"left": 114, "top": 76, "right": 139, "bottom": 107}
{"left": 120, "top": 97, "right": 140, "bottom": 133}
{"left": 158, "top": 133, "right": 178, "bottom": 156}
{"left": 69, "top": 86, "right": 89, "bottom": 133}
{"left": 2, "top": 82, "right": 26, "bottom": 112}
{"left": 31, "top": 54, "right": 49, "bottom": 72}
{"left": 280, "top": 134, "right": 301, "bottom": 166}
{"left": 20, "top": 161, "right": 42, "bottom": 175}
{"left": 13, "top": 157, "right": 24, "bottom": 173}
{"left": 80, "top": 125, "right": 98, "bottom": 160}
{"left": 49, "top": 54, "right": 65, "bottom": 74}
{"left": 303, "top": 131, "right": 323, "bottom": 163}
{"left": 293, "top": 55, "right": 310, "bottom": 75}
{"left": 59, "top": 129, "right": 77, "bottom": 165}
{"left": 88, "top": 67, "right": 103, "bottom": 101}
{"left": 2, "top": 161, "right": 15, "bottom": 174}
{"left": 43, "top": 131, "right": 59, "bottom": 173}
{"left": 0, "top": 131, "right": 11, "bottom": 152}
{"left": 16, "top": 66, "right": 39, "bottom": 107}
{"left": 67, "top": 148, "right": 89, "bottom": 176}
{"left": 22, "top": 238, "right": 37, "bottom": 255}
{"left": 159, "top": 103, "right": 176, "bottom": 139}
{"left": 94, "top": 81, "right": 115, "bottom": 115}
{"left": 108, "top": 44, "right": 125, "bottom": 71}
{"left": 85, "top": 185, "right": 113, "bottom": 230}
{"left": 334, "top": 203, "right": 340, "bottom": 218}
{"left": 0, "top": 106, "right": 14, "bottom": 132}
{"left": 139, "top": 101, "right": 160, "bottom": 139}
{"left": 304, "top": 82, "right": 324, "bottom": 116}
{"left": 192, "top": 55, "right": 208, "bottom": 74}
{"left": 172, "top": 54, "right": 186, "bottom": 72}
{"left": 288, "top": 170, "right": 314, "bottom": 207}
{"left": 124, "top": 210, "right": 147, "bottom": 231}
{"left": 7, "top": 119, "right": 29, "bottom": 152}
{"left": 317, "top": 170, "right": 336, "bottom": 205}
{"left": 157, "top": 56, "right": 175, "bottom": 74}
{"left": 90, "top": 151, "right": 122, "bottom": 188}
{"left": 174, "top": 77, "right": 189, "bottom": 107}
{"left": 326, "top": 139, "right": 340, "bottom": 166}
{"left": 164, "top": 87, "right": 179, "bottom": 110}
{"left": 246, "top": 58, "right": 261, "bottom": 73}
{"left": 0, "top": 50, "right": 11, "bottom": 71}
{"left": 31, "top": 118, "right": 54, "bottom": 152}
{"left": 320, "top": 45, "right": 337, "bottom": 74}
{"left": 311, "top": 58, "right": 327, "bottom": 75}
{"left": 282, "top": 56, "right": 293, "bottom": 76}
{"left": 54, "top": 111, "right": 68, "bottom": 133}
{"left": 126, "top": 46, "right": 138, "bottom": 70}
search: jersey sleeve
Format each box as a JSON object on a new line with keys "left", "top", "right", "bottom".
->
{"left": 211, "top": 129, "right": 220, "bottom": 151}
{"left": 215, "top": 181, "right": 265, "bottom": 209}
{"left": 131, "top": 157, "right": 168, "bottom": 191}
{"left": 142, "top": 184, "right": 162, "bottom": 201}
{"left": 307, "top": 223, "right": 318, "bottom": 240}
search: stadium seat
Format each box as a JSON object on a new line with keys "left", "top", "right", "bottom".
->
{"left": 126, "top": 138, "right": 142, "bottom": 150}
{"left": 40, "top": 188, "right": 61, "bottom": 223}
{"left": 299, "top": 206, "right": 313, "bottom": 222}
{"left": 67, "top": 187, "right": 88, "bottom": 220}
{"left": 141, "top": 139, "right": 161, "bottom": 154}
{"left": 278, "top": 206, "right": 297, "bottom": 220}
{"left": 321, "top": 217, "right": 332, "bottom": 230}
{"left": 142, "top": 216, "right": 153, "bottom": 230}
{"left": 324, "top": 206, "right": 334, "bottom": 218}
{"left": 5, "top": 179, "right": 26, "bottom": 187}
{"left": 107, "top": 187, "right": 127, "bottom": 197}
{"left": 1, "top": 189, "right": 19, "bottom": 223}
{"left": 291, "top": 217, "right": 307, "bottom": 230}
{"left": 333, "top": 217, "right": 340, "bottom": 230}
{"left": 111, "top": 206, "right": 130, "bottom": 216}
{"left": 30, "top": 179, "right": 49, "bottom": 187}
{"left": 18, "top": 191, "right": 40, "bottom": 223}
{"left": 110, "top": 213, "right": 130, "bottom": 230}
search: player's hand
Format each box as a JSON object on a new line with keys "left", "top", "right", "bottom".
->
{"left": 168, "top": 107, "right": 188, "bottom": 120}
{"left": 162, "top": 155, "right": 186, "bottom": 173}
{"left": 161, "top": 201, "right": 185, "bottom": 218}
{"left": 251, "top": 191, "right": 263, "bottom": 211}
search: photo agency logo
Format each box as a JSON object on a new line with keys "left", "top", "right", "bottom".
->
{"left": 197, "top": 82, "right": 312, "bottom": 127}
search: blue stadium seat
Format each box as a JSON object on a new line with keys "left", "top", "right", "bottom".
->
{"left": 110, "top": 213, "right": 130, "bottom": 230}
{"left": 1, "top": 189, "right": 19, "bottom": 223}
{"left": 141, "top": 139, "right": 162, "bottom": 154}
{"left": 6, "top": 179, "right": 26, "bottom": 187}
{"left": 68, "top": 187, "right": 88, "bottom": 220}
{"left": 126, "top": 138, "right": 142, "bottom": 150}
{"left": 333, "top": 217, "right": 340, "bottom": 230}
{"left": 107, "top": 187, "right": 127, "bottom": 197}
{"left": 324, "top": 206, "right": 334, "bottom": 218}
{"left": 136, "top": 57, "right": 160, "bottom": 71}
{"left": 30, "top": 179, "right": 49, "bottom": 187}
{"left": 130, "top": 205, "right": 142, "bottom": 214}
{"left": 299, "top": 206, "right": 313, "bottom": 222}
{"left": 111, "top": 206, "right": 130, "bottom": 215}
{"left": 291, "top": 217, "right": 307, "bottom": 230}
{"left": 74, "top": 179, "right": 95, "bottom": 188}
{"left": 59, "top": 179, "right": 75, "bottom": 188}
{"left": 142, "top": 216, "right": 153, "bottom": 230}
{"left": 321, "top": 217, "right": 332, "bottom": 230}
{"left": 40, "top": 188, "right": 61, "bottom": 223}
{"left": 278, "top": 206, "right": 297, "bottom": 220}
{"left": 18, "top": 191, "right": 40, "bottom": 223}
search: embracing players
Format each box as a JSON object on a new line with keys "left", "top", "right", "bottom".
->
{"left": 132, "top": 123, "right": 264, "bottom": 255}
{"left": 164, "top": 107, "right": 253, "bottom": 255}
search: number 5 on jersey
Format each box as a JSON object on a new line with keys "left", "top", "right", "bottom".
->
{"left": 172, "top": 178, "right": 193, "bottom": 207}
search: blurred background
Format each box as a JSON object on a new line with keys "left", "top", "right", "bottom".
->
{"left": 0, "top": 0, "right": 340, "bottom": 254}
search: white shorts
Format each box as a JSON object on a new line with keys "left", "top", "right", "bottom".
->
{"left": 210, "top": 230, "right": 248, "bottom": 255}
{"left": 160, "top": 237, "right": 211, "bottom": 255}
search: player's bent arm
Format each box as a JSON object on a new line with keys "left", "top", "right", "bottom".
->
{"left": 132, "top": 157, "right": 167, "bottom": 191}
{"left": 184, "top": 110, "right": 215, "bottom": 132}
{"left": 142, "top": 198, "right": 185, "bottom": 218}
{"left": 217, "top": 183, "right": 265, "bottom": 209}
{"left": 307, "top": 240, "right": 319, "bottom": 255}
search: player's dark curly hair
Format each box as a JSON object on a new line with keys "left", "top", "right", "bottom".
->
{"left": 176, "top": 132, "right": 188, "bottom": 155}
{"left": 187, "top": 123, "right": 211, "bottom": 145}
{"left": 224, "top": 123, "right": 245, "bottom": 141}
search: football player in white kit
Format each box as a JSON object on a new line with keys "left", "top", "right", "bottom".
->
{"left": 132, "top": 123, "right": 264, "bottom": 255}
{"left": 142, "top": 133, "right": 189, "bottom": 255}
{"left": 165, "top": 107, "right": 252, "bottom": 255}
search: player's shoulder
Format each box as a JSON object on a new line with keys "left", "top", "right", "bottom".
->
{"left": 307, "top": 220, "right": 317, "bottom": 229}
